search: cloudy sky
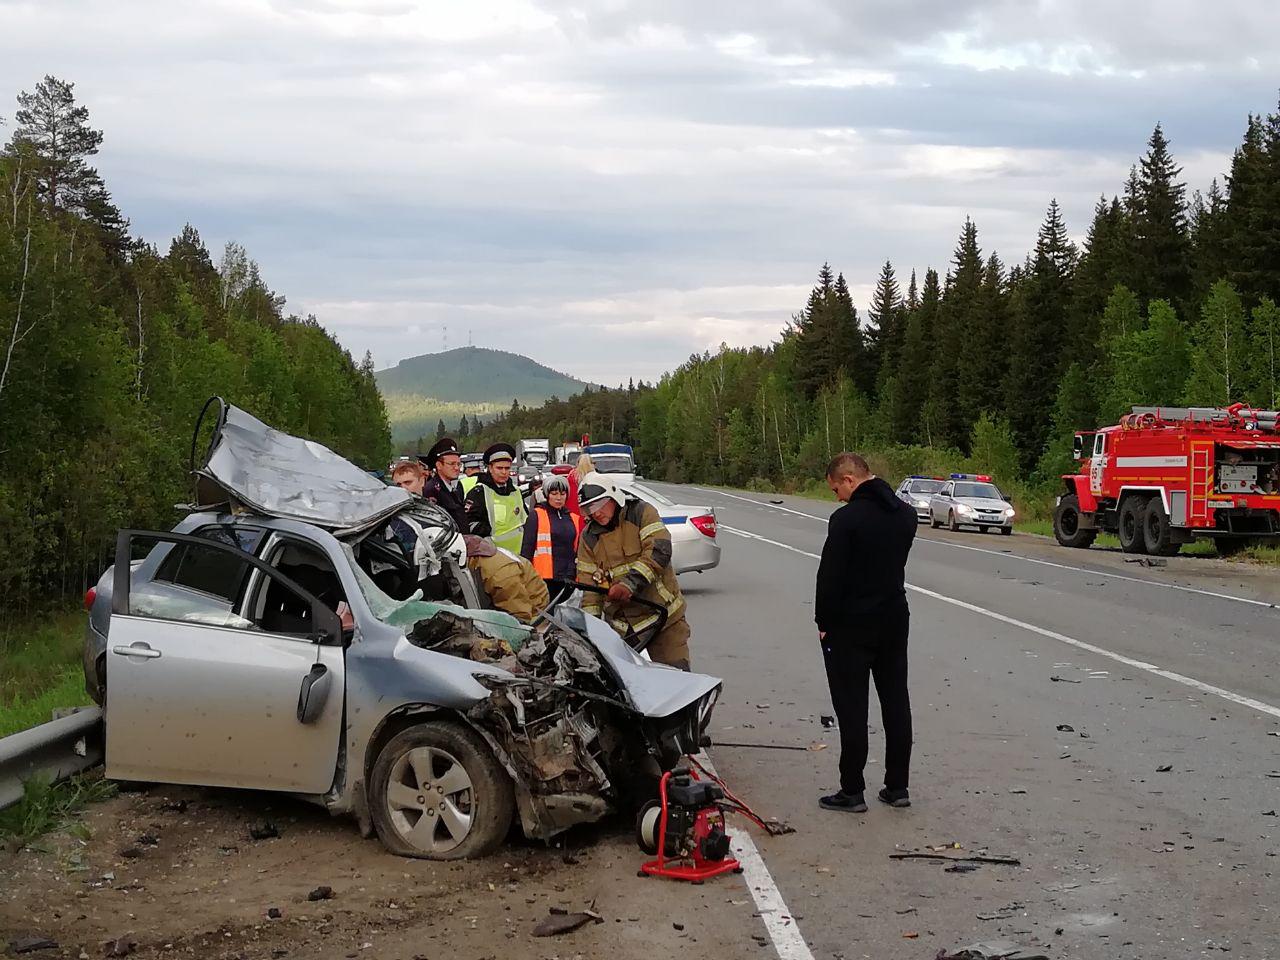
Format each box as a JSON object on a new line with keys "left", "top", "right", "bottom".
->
{"left": 1, "top": 1, "right": 1275, "bottom": 385}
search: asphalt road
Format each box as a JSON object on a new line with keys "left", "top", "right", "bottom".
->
{"left": 650, "top": 482, "right": 1280, "bottom": 960}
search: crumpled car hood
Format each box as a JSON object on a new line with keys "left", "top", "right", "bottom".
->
{"left": 193, "top": 401, "right": 409, "bottom": 532}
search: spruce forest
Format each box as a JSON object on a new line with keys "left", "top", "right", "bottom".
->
{"left": 0, "top": 77, "right": 391, "bottom": 615}
{"left": 468, "top": 108, "right": 1280, "bottom": 514}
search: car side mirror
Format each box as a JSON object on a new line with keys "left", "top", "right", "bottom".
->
{"left": 297, "top": 662, "right": 332, "bottom": 724}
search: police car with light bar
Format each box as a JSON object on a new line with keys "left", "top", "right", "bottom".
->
{"left": 926, "top": 474, "right": 1016, "bottom": 535}
{"left": 895, "top": 475, "right": 948, "bottom": 522}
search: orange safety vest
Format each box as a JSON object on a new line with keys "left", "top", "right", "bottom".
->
{"left": 532, "top": 506, "right": 583, "bottom": 579}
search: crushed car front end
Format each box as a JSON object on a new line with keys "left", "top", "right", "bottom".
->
{"left": 340, "top": 566, "right": 721, "bottom": 844}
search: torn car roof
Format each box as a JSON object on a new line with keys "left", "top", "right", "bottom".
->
{"left": 193, "top": 400, "right": 410, "bottom": 531}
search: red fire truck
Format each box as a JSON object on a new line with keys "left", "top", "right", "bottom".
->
{"left": 1053, "top": 404, "right": 1280, "bottom": 556}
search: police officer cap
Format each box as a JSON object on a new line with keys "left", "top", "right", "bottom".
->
{"left": 425, "top": 437, "right": 460, "bottom": 469}
{"left": 484, "top": 442, "right": 516, "bottom": 465}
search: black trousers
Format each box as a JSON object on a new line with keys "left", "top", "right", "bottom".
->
{"left": 821, "top": 606, "right": 912, "bottom": 795}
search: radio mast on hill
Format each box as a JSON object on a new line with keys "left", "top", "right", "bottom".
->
{"left": 442, "top": 324, "right": 448, "bottom": 351}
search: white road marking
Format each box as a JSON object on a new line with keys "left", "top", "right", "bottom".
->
{"left": 718, "top": 524, "right": 1280, "bottom": 722}
{"left": 696, "top": 486, "right": 1276, "bottom": 609}
{"left": 697, "top": 752, "right": 816, "bottom": 960}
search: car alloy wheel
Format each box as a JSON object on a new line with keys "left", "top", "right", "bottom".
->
{"left": 386, "top": 746, "right": 475, "bottom": 855}
{"left": 369, "top": 721, "right": 513, "bottom": 860}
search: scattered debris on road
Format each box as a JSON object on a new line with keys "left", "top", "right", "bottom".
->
{"left": 1055, "top": 724, "right": 1074, "bottom": 732}
{"left": 1124, "top": 556, "right": 1167, "bottom": 567}
{"left": 104, "top": 936, "right": 137, "bottom": 957}
{"left": 891, "top": 852, "right": 1021, "bottom": 866}
{"left": 8, "top": 935, "right": 57, "bottom": 954}
{"left": 1049, "top": 676, "right": 1081, "bottom": 683}
{"left": 532, "top": 905, "right": 603, "bottom": 937}
{"left": 936, "top": 939, "right": 1049, "bottom": 959}
{"left": 945, "top": 863, "right": 981, "bottom": 873}
{"left": 249, "top": 822, "right": 279, "bottom": 841}
{"left": 266, "top": 907, "right": 283, "bottom": 920}
{"left": 306, "top": 885, "right": 335, "bottom": 901}
{"left": 1157, "top": 764, "right": 1173, "bottom": 772}
{"left": 117, "top": 846, "right": 143, "bottom": 859}
{"left": 820, "top": 714, "right": 836, "bottom": 728}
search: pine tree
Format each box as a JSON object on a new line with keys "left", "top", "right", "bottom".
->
{"left": 1068, "top": 196, "right": 1130, "bottom": 361}
{"left": 458, "top": 415, "right": 469, "bottom": 438}
{"left": 1005, "top": 200, "right": 1076, "bottom": 472}
{"left": 1223, "top": 114, "right": 1272, "bottom": 303}
{"left": 832, "top": 272, "right": 868, "bottom": 392}
{"left": 793, "top": 263, "right": 839, "bottom": 399}
{"left": 905, "top": 269, "right": 919, "bottom": 311}
{"left": 957, "top": 252, "right": 1009, "bottom": 420}
{"left": 895, "top": 269, "right": 940, "bottom": 444}
{"left": 866, "top": 260, "right": 902, "bottom": 393}
{"left": 435, "top": 418, "right": 448, "bottom": 440}
{"left": 1189, "top": 179, "right": 1231, "bottom": 306}
{"left": 1130, "top": 124, "right": 1192, "bottom": 309}
{"left": 929, "top": 219, "right": 984, "bottom": 448}
{"left": 8, "top": 75, "right": 106, "bottom": 214}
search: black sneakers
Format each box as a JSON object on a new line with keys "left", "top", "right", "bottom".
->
{"left": 877, "top": 787, "right": 911, "bottom": 808}
{"left": 819, "top": 791, "right": 868, "bottom": 812}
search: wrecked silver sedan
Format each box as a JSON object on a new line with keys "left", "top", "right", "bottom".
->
{"left": 83, "top": 401, "right": 721, "bottom": 859}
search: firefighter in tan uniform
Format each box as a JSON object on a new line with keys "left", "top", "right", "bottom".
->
{"left": 462, "top": 535, "right": 549, "bottom": 624}
{"left": 575, "top": 473, "right": 691, "bottom": 669}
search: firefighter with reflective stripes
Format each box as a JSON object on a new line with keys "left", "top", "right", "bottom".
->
{"left": 575, "top": 472, "right": 691, "bottom": 670}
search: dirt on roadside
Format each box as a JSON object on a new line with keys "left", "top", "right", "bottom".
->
{"left": 1, "top": 783, "right": 769, "bottom": 960}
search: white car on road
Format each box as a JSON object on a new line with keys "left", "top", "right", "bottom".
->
{"left": 927, "top": 474, "right": 1016, "bottom": 535}
{"left": 624, "top": 483, "right": 720, "bottom": 574}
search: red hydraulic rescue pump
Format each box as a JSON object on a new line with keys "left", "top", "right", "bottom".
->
{"left": 1053, "top": 403, "right": 1280, "bottom": 557}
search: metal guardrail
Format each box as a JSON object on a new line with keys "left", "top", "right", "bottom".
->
{"left": 0, "top": 707, "right": 104, "bottom": 810}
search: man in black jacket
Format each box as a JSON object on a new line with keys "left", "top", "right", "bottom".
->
{"left": 815, "top": 452, "right": 918, "bottom": 812}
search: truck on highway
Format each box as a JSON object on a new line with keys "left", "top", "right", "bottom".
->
{"left": 514, "top": 438, "right": 551, "bottom": 482}
{"left": 584, "top": 442, "right": 636, "bottom": 486}
{"left": 1053, "top": 403, "right": 1280, "bottom": 556}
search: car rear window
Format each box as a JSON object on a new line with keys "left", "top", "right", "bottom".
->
{"left": 908, "top": 480, "right": 945, "bottom": 494}
{"left": 154, "top": 526, "right": 263, "bottom": 601}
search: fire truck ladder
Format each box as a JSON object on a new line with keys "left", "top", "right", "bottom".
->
{"left": 1189, "top": 443, "right": 1212, "bottom": 522}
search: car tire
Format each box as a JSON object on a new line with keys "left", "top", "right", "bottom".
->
{"left": 1052, "top": 494, "right": 1096, "bottom": 549}
{"left": 929, "top": 515, "right": 941, "bottom": 529}
{"left": 1141, "top": 499, "right": 1180, "bottom": 556}
{"left": 948, "top": 512, "right": 960, "bottom": 532}
{"left": 1000, "top": 526, "right": 1012, "bottom": 536}
{"left": 369, "top": 721, "right": 513, "bottom": 861}
{"left": 1117, "top": 496, "right": 1149, "bottom": 554}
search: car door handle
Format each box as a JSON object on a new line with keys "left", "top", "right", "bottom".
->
{"left": 112, "top": 643, "right": 161, "bottom": 659}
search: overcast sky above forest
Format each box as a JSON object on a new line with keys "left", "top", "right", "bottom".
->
{"left": 2, "top": 0, "right": 1277, "bottom": 385}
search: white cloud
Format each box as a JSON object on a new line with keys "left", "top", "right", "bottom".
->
{"left": 0, "top": 0, "right": 1272, "bottom": 391}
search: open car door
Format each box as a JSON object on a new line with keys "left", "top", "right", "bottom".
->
{"left": 105, "top": 530, "right": 345, "bottom": 794}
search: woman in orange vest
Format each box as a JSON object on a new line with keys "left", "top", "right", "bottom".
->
{"left": 520, "top": 474, "right": 583, "bottom": 586}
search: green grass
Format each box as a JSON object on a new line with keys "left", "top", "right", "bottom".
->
{"left": 0, "top": 609, "right": 91, "bottom": 737}
{"left": 0, "top": 609, "right": 105, "bottom": 849}
{"left": 0, "top": 773, "right": 117, "bottom": 849}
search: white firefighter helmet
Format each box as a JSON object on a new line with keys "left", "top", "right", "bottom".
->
{"left": 577, "top": 471, "right": 625, "bottom": 517}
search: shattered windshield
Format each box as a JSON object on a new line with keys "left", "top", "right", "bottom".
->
{"left": 341, "top": 545, "right": 531, "bottom": 648}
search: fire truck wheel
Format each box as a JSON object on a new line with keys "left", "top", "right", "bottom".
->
{"left": 1117, "top": 496, "right": 1149, "bottom": 554}
{"left": 1053, "top": 494, "right": 1097, "bottom": 549}
{"left": 1141, "top": 499, "right": 1180, "bottom": 556}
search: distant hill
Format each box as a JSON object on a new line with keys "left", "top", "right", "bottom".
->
{"left": 376, "top": 346, "right": 591, "bottom": 444}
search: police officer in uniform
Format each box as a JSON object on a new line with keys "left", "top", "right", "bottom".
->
{"left": 421, "top": 437, "right": 469, "bottom": 531}
{"left": 464, "top": 442, "right": 527, "bottom": 553}
{"left": 575, "top": 472, "right": 691, "bottom": 669}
